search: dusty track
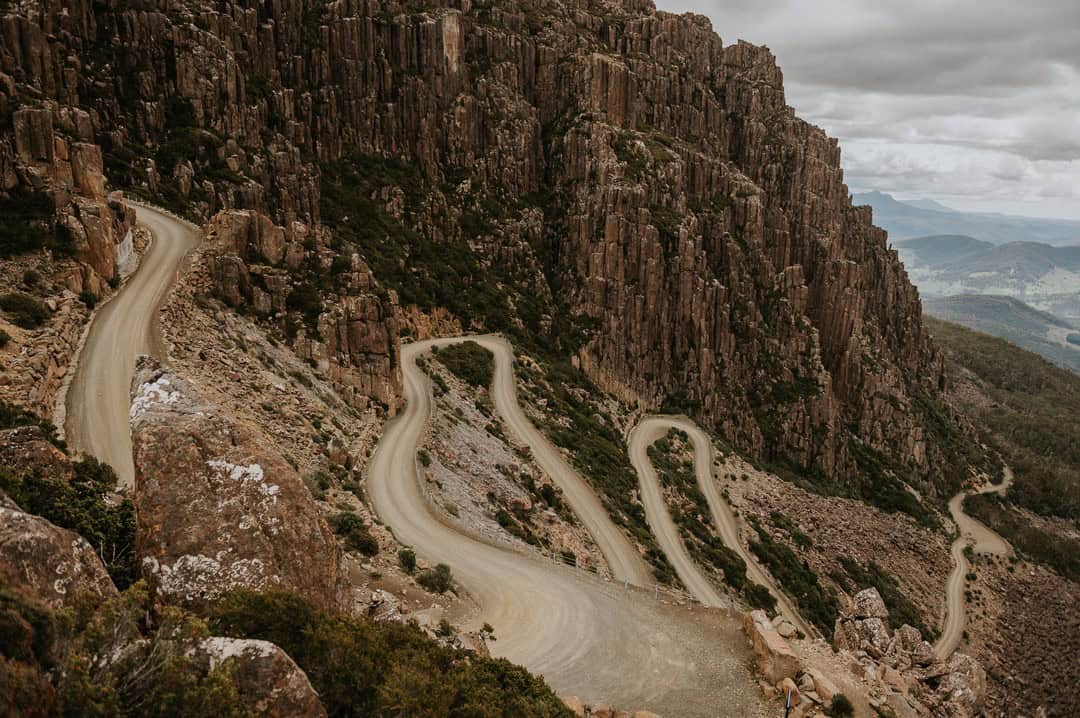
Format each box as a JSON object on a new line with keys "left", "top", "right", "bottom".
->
{"left": 628, "top": 416, "right": 815, "bottom": 636}
{"left": 369, "top": 338, "right": 765, "bottom": 714}
{"left": 65, "top": 204, "right": 199, "bottom": 487}
{"left": 935, "top": 469, "right": 1014, "bottom": 659}
{"left": 475, "top": 335, "right": 652, "bottom": 586}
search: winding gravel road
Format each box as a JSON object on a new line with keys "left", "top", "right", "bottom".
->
{"left": 369, "top": 338, "right": 765, "bottom": 714}
{"left": 476, "top": 335, "right": 652, "bottom": 586}
{"left": 65, "top": 204, "right": 199, "bottom": 487}
{"left": 628, "top": 416, "right": 815, "bottom": 637}
{"left": 934, "top": 469, "right": 1014, "bottom": 659}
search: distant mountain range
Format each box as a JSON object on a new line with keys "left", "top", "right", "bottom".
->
{"left": 923, "top": 295, "right": 1080, "bottom": 374}
{"left": 895, "top": 234, "right": 1080, "bottom": 322}
{"left": 854, "top": 191, "right": 1080, "bottom": 246}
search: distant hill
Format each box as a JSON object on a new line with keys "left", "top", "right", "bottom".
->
{"left": 854, "top": 191, "right": 1080, "bottom": 246}
{"left": 896, "top": 235, "right": 1080, "bottom": 322}
{"left": 923, "top": 295, "right": 1080, "bottom": 374}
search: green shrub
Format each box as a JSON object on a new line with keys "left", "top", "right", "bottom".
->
{"left": 434, "top": 341, "right": 494, "bottom": 388}
{"left": 2, "top": 584, "right": 250, "bottom": 717}
{"left": 0, "top": 293, "right": 49, "bottom": 329}
{"left": 744, "top": 583, "right": 776, "bottom": 612}
{"left": 417, "top": 563, "right": 453, "bottom": 594}
{"left": 397, "top": 548, "right": 417, "bottom": 574}
{"left": 826, "top": 693, "right": 854, "bottom": 717}
{"left": 0, "top": 401, "right": 62, "bottom": 446}
{"left": 417, "top": 448, "right": 431, "bottom": 467}
{"left": 0, "top": 191, "right": 53, "bottom": 258}
{"left": 0, "top": 456, "right": 137, "bottom": 589}
{"left": 212, "top": 590, "right": 572, "bottom": 717}
{"left": 330, "top": 512, "right": 379, "bottom": 556}
{"left": 0, "top": 328, "right": 10, "bottom": 348}
{"left": 78, "top": 290, "right": 97, "bottom": 309}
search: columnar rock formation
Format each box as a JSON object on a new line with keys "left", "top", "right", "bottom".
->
{"left": 0, "top": 0, "right": 963, "bottom": 493}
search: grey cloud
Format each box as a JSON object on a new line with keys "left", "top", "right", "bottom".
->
{"left": 657, "top": 0, "right": 1080, "bottom": 215}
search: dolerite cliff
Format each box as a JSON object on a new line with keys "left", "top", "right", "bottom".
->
{"left": 0, "top": 0, "right": 968, "bottom": 496}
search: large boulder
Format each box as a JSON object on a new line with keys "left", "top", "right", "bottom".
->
{"left": 744, "top": 609, "right": 801, "bottom": 683}
{"left": 130, "top": 358, "right": 347, "bottom": 612}
{"left": 0, "top": 492, "right": 118, "bottom": 609}
{"left": 194, "top": 637, "right": 327, "bottom": 718}
{"left": 851, "top": 587, "right": 889, "bottom": 619}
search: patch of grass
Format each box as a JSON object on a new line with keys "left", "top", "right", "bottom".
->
{"left": 433, "top": 341, "right": 494, "bottom": 388}
{"left": 211, "top": 590, "right": 572, "bottom": 717}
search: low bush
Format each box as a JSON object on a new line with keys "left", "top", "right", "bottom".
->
{"left": 434, "top": 341, "right": 494, "bottom": 388}
{"left": 212, "top": 590, "right": 571, "bottom": 717}
{"left": 417, "top": 563, "right": 453, "bottom": 594}
{"left": 2, "top": 583, "right": 249, "bottom": 717}
{"left": 0, "top": 401, "right": 63, "bottom": 448}
{"left": 397, "top": 548, "right": 417, "bottom": 574}
{"left": 826, "top": 693, "right": 854, "bottom": 717}
{"left": 0, "top": 293, "right": 49, "bottom": 329}
{"left": 0, "top": 190, "right": 53, "bottom": 257}
{"left": 330, "top": 511, "right": 379, "bottom": 556}
{"left": 0, "top": 328, "right": 10, "bottom": 348}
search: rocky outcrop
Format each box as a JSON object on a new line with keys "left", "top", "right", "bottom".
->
{"left": 835, "top": 588, "right": 986, "bottom": 718}
{"left": 203, "top": 209, "right": 402, "bottom": 411}
{"left": 194, "top": 637, "right": 327, "bottom": 718}
{"left": 129, "top": 357, "right": 347, "bottom": 612}
{"left": 743, "top": 609, "right": 801, "bottom": 684}
{"left": 0, "top": 490, "right": 118, "bottom": 609}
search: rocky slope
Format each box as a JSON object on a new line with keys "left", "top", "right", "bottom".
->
{"left": 0, "top": 0, "right": 974, "bottom": 508}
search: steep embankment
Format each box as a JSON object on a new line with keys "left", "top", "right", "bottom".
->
{"left": 368, "top": 337, "right": 764, "bottom": 716}
{"left": 65, "top": 205, "right": 199, "bottom": 486}
{"left": 628, "top": 416, "right": 814, "bottom": 636}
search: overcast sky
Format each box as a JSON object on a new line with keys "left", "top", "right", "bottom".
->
{"left": 657, "top": 0, "right": 1080, "bottom": 219}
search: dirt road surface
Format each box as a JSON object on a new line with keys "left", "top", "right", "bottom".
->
{"left": 629, "top": 416, "right": 815, "bottom": 637}
{"left": 65, "top": 204, "right": 198, "bottom": 487}
{"left": 628, "top": 417, "right": 728, "bottom": 607}
{"left": 474, "top": 335, "right": 652, "bottom": 586}
{"left": 935, "top": 468, "right": 1014, "bottom": 659}
{"left": 368, "top": 338, "right": 766, "bottom": 715}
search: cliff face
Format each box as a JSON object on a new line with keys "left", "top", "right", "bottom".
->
{"left": 0, "top": 0, "right": 963, "bottom": 495}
